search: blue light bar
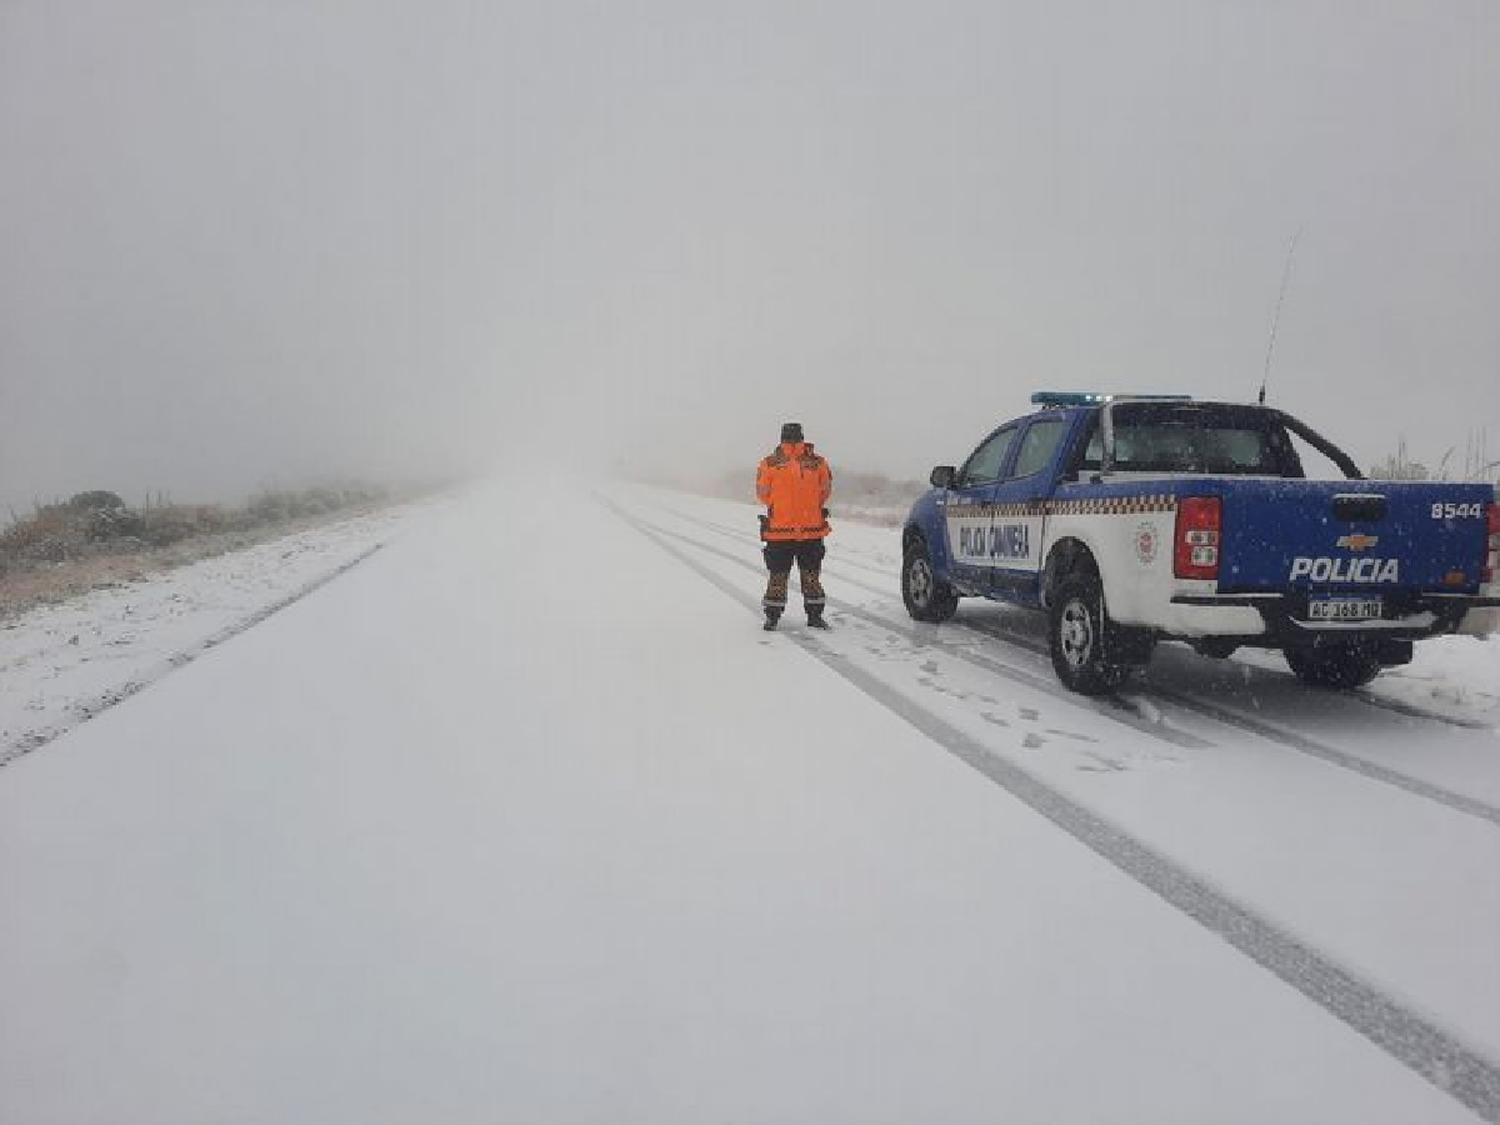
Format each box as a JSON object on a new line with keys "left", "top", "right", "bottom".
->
{"left": 1031, "top": 391, "right": 1112, "bottom": 406}
{"left": 1030, "top": 391, "right": 1193, "bottom": 408}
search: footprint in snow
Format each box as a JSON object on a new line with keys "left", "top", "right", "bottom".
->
{"left": 1022, "top": 732, "right": 1046, "bottom": 749}
{"left": 1019, "top": 707, "right": 1040, "bottom": 721}
{"left": 920, "top": 659, "right": 940, "bottom": 675}
{"left": 1076, "top": 752, "right": 1128, "bottom": 772}
{"left": 1118, "top": 695, "right": 1164, "bottom": 724}
{"left": 1045, "top": 728, "right": 1100, "bottom": 744}
{"left": 980, "top": 711, "right": 1011, "bottom": 727}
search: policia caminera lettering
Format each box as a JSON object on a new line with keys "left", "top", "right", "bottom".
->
{"left": 755, "top": 422, "right": 833, "bottom": 631}
{"left": 958, "top": 523, "right": 1031, "bottom": 561}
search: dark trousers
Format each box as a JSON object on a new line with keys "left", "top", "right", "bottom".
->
{"left": 762, "top": 540, "right": 826, "bottom": 615}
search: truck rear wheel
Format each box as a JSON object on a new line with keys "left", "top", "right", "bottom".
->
{"left": 1049, "top": 574, "right": 1131, "bottom": 695}
{"left": 902, "top": 538, "right": 959, "bottom": 623}
{"left": 1284, "top": 644, "right": 1383, "bottom": 689}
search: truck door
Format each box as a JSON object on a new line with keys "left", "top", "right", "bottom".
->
{"left": 986, "top": 415, "right": 1070, "bottom": 602}
{"left": 943, "top": 423, "right": 1019, "bottom": 592}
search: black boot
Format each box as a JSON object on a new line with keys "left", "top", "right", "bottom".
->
{"left": 807, "top": 607, "right": 830, "bottom": 630}
{"left": 763, "top": 608, "right": 782, "bottom": 631}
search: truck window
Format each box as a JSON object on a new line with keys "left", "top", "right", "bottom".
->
{"left": 957, "top": 426, "right": 1017, "bottom": 486}
{"left": 1098, "top": 403, "right": 1294, "bottom": 476}
{"left": 1010, "top": 418, "right": 1068, "bottom": 479}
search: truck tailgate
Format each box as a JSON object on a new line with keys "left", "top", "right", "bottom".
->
{"left": 1215, "top": 480, "right": 1492, "bottom": 594}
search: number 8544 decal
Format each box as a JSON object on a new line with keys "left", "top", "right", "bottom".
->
{"left": 1431, "top": 502, "right": 1486, "bottom": 520}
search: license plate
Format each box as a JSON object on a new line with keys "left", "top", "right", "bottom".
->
{"left": 1308, "top": 597, "right": 1383, "bottom": 622}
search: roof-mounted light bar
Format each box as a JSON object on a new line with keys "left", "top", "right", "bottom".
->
{"left": 1030, "top": 391, "right": 1194, "bottom": 408}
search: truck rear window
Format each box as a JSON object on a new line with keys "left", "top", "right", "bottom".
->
{"left": 1078, "top": 404, "right": 1298, "bottom": 476}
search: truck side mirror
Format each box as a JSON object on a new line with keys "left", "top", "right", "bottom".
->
{"left": 930, "top": 465, "right": 956, "bottom": 489}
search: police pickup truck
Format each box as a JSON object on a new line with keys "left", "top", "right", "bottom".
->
{"left": 901, "top": 393, "right": 1500, "bottom": 694}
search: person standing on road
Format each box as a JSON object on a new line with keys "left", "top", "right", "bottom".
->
{"left": 756, "top": 422, "right": 833, "bottom": 631}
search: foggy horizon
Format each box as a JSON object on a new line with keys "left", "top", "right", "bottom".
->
{"left": 4, "top": 1, "right": 1498, "bottom": 515}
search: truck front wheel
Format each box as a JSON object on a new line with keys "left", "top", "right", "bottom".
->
{"left": 1049, "top": 574, "right": 1131, "bottom": 695}
{"left": 1284, "top": 644, "right": 1383, "bottom": 689}
{"left": 902, "top": 538, "right": 959, "bottom": 623}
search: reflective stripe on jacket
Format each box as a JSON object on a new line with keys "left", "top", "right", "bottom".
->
{"left": 756, "top": 442, "right": 832, "bottom": 541}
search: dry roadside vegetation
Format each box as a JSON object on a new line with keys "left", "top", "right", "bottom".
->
{"left": 0, "top": 486, "right": 394, "bottom": 620}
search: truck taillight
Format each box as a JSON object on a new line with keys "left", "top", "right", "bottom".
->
{"left": 1174, "top": 497, "right": 1222, "bottom": 581}
{"left": 1484, "top": 501, "right": 1500, "bottom": 584}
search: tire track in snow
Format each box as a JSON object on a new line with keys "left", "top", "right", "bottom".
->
{"left": 0, "top": 544, "right": 385, "bottom": 770}
{"left": 648, "top": 496, "right": 1494, "bottom": 733}
{"left": 646, "top": 496, "right": 1500, "bottom": 830}
{"left": 623, "top": 504, "right": 1209, "bottom": 750}
{"left": 957, "top": 617, "right": 1500, "bottom": 831}
{"left": 601, "top": 491, "right": 1500, "bottom": 1125}
{"left": 1141, "top": 680, "right": 1500, "bottom": 828}
{"left": 1348, "top": 690, "right": 1495, "bottom": 731}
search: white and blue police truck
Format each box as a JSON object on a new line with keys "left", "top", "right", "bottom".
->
{"left": 901, "top": 393, "right": 1500, "bottom": 694}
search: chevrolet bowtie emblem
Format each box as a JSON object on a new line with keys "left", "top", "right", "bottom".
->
{"left": 1336, "top": 534, "right": 1379, "bottom": 551}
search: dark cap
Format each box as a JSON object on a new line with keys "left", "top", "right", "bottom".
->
{"left": 780, "top": 421, "right": 804, "bottom": 443}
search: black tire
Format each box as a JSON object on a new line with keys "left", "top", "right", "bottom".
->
{"left": 1048, "top": 574, "right": 1131, "bottom": 695}
{"left": 902, "top": 538, "right": 959, "bottom": 623}
{"left": 1284, "top": 645, "right": 1383, "bottom": 689}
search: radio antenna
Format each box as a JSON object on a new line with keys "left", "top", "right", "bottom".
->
{"left": 1259, "top": 225, "right": 1304, "bottom": 405}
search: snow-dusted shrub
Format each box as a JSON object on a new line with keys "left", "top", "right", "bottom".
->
{"left": 67, "top": 490, "right": 127, "bottom": 511}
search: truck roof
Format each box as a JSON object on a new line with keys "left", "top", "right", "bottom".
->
{"left": 1030, "top": 391, "right": 1193, "bottom": 409}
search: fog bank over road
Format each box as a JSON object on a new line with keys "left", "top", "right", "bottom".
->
{"left": 4, "top": 2, "right": 1498, "bottom": 511}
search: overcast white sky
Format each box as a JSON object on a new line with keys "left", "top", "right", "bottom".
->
{"left": 2, "top": 0, "right": 1497, "bottom": 510}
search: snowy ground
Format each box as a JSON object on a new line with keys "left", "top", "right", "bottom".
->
{"left": 0, "top": 502, "right": 433, "bottom": 768}
{"left": 1, "top": 478, "right": 1498, "bottom": 1124}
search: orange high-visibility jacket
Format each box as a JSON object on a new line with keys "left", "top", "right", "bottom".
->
{"left": 756, "top": 442, "right": 832, "bottom": 540}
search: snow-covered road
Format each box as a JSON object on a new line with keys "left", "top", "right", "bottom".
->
{"left": 2, "top": 479, "right": 1498, "bottom": 1124}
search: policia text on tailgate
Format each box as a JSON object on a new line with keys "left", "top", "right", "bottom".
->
{"left": 901, "top": 393, "right": 1500, "bottom": 695}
